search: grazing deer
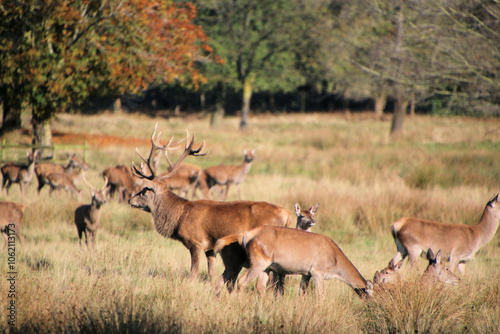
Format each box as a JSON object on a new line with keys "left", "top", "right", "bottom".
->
{"left": 373, "top": 259, "right": 404, "bottom": 285}
{"left": 46, "top": 167, "right": 86, "bottom": 199}
{"left": 0, "top": 201, "right": 26, "bottom": 250}
{"left": 391, "top": 194, "right": 500, "bottom": 275}
{"left": 74, "top": 177, "right": 108, "bottom": 249}
{"left": 128, "top": 125, "right": 293, "bottom": 292}
{"left": 35, "top": 153, "right": 89, "bottom": 194}
{"left": 198, "top": 149, "right": 255, "bottom": 200}
{"left": 422, "top": 249, "right": 460, "bottom": 284}
{"left": 1, "top": 150, "right": 39, "bottom": 195}
{"left": 214, "top": 226, "right": 373, "bottom": 297}
{"left": 295, "top": 203, "right": 319, "bottom": 232}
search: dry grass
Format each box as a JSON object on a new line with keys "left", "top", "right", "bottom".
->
{"left": 1, "top": 111, "right": 499, "bottom": 333}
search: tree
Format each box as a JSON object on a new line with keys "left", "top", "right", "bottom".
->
{"left": 0, "top": 0, "right": 211, "bottom": 144}
{"left": 191, "top": 0, "right": 329, "bottom": 130}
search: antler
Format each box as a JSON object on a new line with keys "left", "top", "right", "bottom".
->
{"left": 157, "top": 129, "right": 207, "bottom": 181}
{"left": 131, "top": 123, "right": 183, "bottom": 180}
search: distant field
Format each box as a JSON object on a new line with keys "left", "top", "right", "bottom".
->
{"left": 1, "top": 112, "right": 499, "bottom": 333}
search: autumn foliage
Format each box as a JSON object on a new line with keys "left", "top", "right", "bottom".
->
{"left": 0, "top": 0, "right": 211, "bottom": 126}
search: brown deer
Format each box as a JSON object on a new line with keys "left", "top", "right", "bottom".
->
{"left": 197, "top": 149, "right": 255, "bottom": 200}
{"left": 35, "top": 153, "right": 89, "bottom": 194}
{"left": 373, "top": 259, "right": 404, "bottom": 285}
{"left": 391, "top": 194, "right": 500, "bottom": 275}
{"left": 128, "top": 125, "right": 293, "bottom": 292}
{"left": 102, "top": 165, "right": 139, "bottom": 202}
{"left": 46, "top": 167, "right": 87, "bottom": 199}
{"left": 295, "top": 203, "right": 319, "bottom": 232}
{"left": 1, "top": 150, "right": 39, "bottom": 195}
{"left": 74, "top": 176, "right": 108, "bottom": 249}
{"left": 214, "top": 226, "right": 373, "bottom": 297}
{"left": 0, "top": 201, "right": 26, "bottom": 250}
{"left": 159, "top": 163, "right": 202, "bottom": 199}
{"left": 421, "top": 249, "right": 460, "bottom": 284}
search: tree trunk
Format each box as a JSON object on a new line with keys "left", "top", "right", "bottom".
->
{"left": 409, "top": 91, "right": 415, "bottom": 117}
{"left": 390, "top": 98, "right": 408, "bottom": 136}
{"left": 0, "top": 100, "right": 22, "bottom": 135}
{"left": 32, "top": 116, "right": 53, "bottom": 159}
{"left": 210, "top": 83, "right": 225, "bottom": 128}
{"left": 240, "top": 77, "right": 253, "bottom": 130}
{"left": 374, "top": 94, "right": 387, "bottom": 120}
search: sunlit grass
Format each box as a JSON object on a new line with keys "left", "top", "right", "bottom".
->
{"left": 1, "top": 111, "right": 499, "bottom": 332}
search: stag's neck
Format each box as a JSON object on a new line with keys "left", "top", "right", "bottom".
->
{"left": 151, "top": 189, "right": 186, "bottom": 238}
{"left": 472, "top": 207, "right": 500, "bottom": 248}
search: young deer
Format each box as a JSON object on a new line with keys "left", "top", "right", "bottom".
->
{"left": 214, "top": 226, "right": 373, "bottom": 297}
{"left": 35, "top": 153, "right": 89, "bottom": 194}
{"left": 422, "top": 249, "right": 460, "bottom": 284}
{"left": 198, "top": 149, "right": 255, "bottom": 200}
{"left": 128, "top": 125, "right": 293, "bottom": 294}
{"left": 1, "top": 150, "right": 39, "bottom": 195}
{"left": 373, "top": 259, "right": 404, "bottom": 285}
{"left": 74, "top": 177, "right": 108, "bottom": 249}
{"left": 295, "top": 203, "right": 319, "bottom": 232}
{"left": 391, "top": 194, "right": 500, "bottom": 275}
{"left": 46, "top": 167, "right": 86, "bottom": 199}
{"left": 0, "top": 201, "right": 26, "bottom": 250}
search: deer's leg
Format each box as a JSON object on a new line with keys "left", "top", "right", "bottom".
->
{"left": 299, "top": 275, "right": 311, "bottom": 296}
{"left": 236, "top": 183, "right": 242, "bottom": 200}
{"left": 5, "top": 180, "right": 12, "bottom": 195}
{"left": 2, "top": 231, "right": 7, "bottom": 251}
{"left": 237, "top": 260, "right": 271, "bottom": 293}
{"left": 205, "top": 249, "right": 217, "bottom": 281}
{"left": 271, "top": 272, "right": 286, "bottom": 295}
{"left": 215, "top": 244, "right": 246, "bottom": 294}
{"left": 223, "top": 184, "right": 231, "bottom": 201}
{"left": 311, "top": 273, "right": 324, "bottom": 295}
{"left": 256, "top": 271, "right": 270, "bottom": 294}
{"left": 188, "top": 246, "right": 203, "bottom": 279}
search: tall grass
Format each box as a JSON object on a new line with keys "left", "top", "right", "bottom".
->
{"left": 1, "top": 112, "right": 499, "bottom": 333}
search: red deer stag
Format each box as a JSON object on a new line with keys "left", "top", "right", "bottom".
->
{"left": 214, "top": 226, "right": 373, "bottom": 297}
{"left": 35, "top": 153, "right": 89, "bottom": 194}
{"left": 0, "top": 201, "right": 26, "bottom": 250}
{"left": 128, "top": 124, "right": 293, "bottom": 292}
{"left": 391, "top": 194, "right": 500, "bottom": 275}
{"left": 197, "top": 149, "right": 255, "bottom": 200}
{"left": 74, "top": 177, "right": 108, "bottom": 249}
{"left": 1, "top": 150, "right": 39, "bottom": 195}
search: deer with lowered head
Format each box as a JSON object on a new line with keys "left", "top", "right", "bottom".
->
{"left": 46, "top": 165, "right": 89, "bottom": 199}
{"left": 373, "top": 259, "right": 404, "bottom": 286}
{"left": 35, "top": 153, "right": 89, "bottom": 194}
{"left": 421, "top": 248, "right": 460, "bottom": 284}
{"left": 102, "top": 165, "right": 137, "bottom": 202}
{"left": 74, "top": 176, "right": 108, "bottom": 249}
{"left": 1, "top": 150, "right": 39, "bottom": 195}
{"left": 159, "top": 163, "right": 202, "bottom": 199}
{"left": 197, "top": 149, "right": 255, "bottom": 200}
{"left": 214, "top": 226, "right": 373, "bottom": 297}
{"left": 0, "top": 201, "right": 26, "bottom": 250}
{"left": 391, "top": 194, "right": 500, "bottom": 275}
{"left": 128, "top": 124, "right": 293, "bottom": 293}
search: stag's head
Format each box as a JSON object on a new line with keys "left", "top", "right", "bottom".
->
{"left": 129, "top": 124, "right": 206, "bottom": 212}
{"left": 485, "top": 193, "right": 500, "bottom": 221}
{"left": 84, "top": 176, "right": 108, "bottom": 209}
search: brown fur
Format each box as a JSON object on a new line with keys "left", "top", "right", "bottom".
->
{"left": 74, "top": 182, "right": 107, "bottom": 249}
{"left": 1, "top": 151, "right": 38, "bottom": 195}
{"left": 373, "top": 259, "right": 404, "bottom": 285}
{"left": 130, "top": 183, "right": 293, "bottom": 292}
{"left": 47, "top": 168, "right": 86, "bottom": 199}
{"left": 35, "top": 153, "right": 89, "bottom": 194}
{"left": 215, "top": 226, "right": 372, "bottom": 297}
{"left": 422, "top": 249, "right": 460, "bottom": 284}
{"left": 197, "top": 149, "right": 255, "bottom": 200}
{"left": 159, "top": 163, "right": 202, "bottom": 198}
{"left": 391, "top": 194, "right": 500, "bottom": 275}
{"left": 102, "top": 165, "right": 137, "bottom": 202}
{"left": 0, "top": 201, "right": 26, "bottom": 250}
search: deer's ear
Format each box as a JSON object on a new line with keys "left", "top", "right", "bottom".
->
{"left": 294, "top": 203, "right": 301, "bottom": 216}
{"left": 310, "top": 203, "right": 319, "bottom": 214}
{"left": 395, "top": 259, "right": 404, "bottom": 270}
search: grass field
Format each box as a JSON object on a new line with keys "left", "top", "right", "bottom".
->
{"left": 1, "top": 111, "right": 499, "bottom": 333}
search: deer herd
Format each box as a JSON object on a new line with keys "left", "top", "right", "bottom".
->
{"left": 1, "top": 124, "right": 499, "bottom": 300}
